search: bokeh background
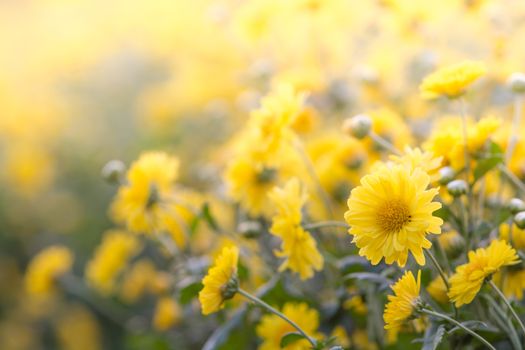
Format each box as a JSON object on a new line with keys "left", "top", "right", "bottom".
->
{"left": 2, "top": 0, "right": 525, "bottom": 349}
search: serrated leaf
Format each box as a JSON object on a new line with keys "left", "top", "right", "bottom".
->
{"left": 280, "top": 332, "right": 305, "bottom": 348}
{"left": 179, "top": 281, "right": 203, "bottom": 305}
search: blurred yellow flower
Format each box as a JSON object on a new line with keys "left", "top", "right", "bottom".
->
{"left": 54, "top": 304, "right": 102, "bottom": 350}
{"left": 383, "top": 270, "right": 421, "bottom": 330}
{"left": 448, "top": 240, "right": 520, "bottom": 307}
{"left": 119, "top": 259, "right": 157, "bottom": 303}
{"left": 153, "top": 297, "right": 181, "bottom": 331}
{"left": 499, "top": 222, "right": 525, "bottom": 250}
{"left": 269, "top": 178, "right": 323, "bottom": 280}
{"left": 25, "top": 246, "right": 73, "bottom": 297}
{"left": 493, "top": 268, "right": 525, "bottom": 300}
{"left": 420, "top": 61, "right": 487, "bottom": 99}
{"left": 330, "top": 325, "right": 350, "bottom": 348}
{"left": 85, "top": 230, "right": 140, "bottom": 295}
{"left": 390, "top": 147, "right": 443, "bottom": 183}
{"left": 427, "top": 276, "right": 449, "bottom": 304}
{"left": 256, "top": 302, "right": 320, "bottom": 350}
{"left": 345, "top": 165, "right": 442, "bottom": 266}
{"left": 199, "top": 246, "right": 239, "bottom": 315}
{"left": 110, "top": 152, "right": 182, "bottom": 236}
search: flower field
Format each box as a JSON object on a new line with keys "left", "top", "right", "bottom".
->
{"left": 3, "top": 1, "right": 525, "bottom": 349}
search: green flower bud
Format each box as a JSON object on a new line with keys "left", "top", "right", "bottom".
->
{"left": 508, "top": 198, "right": 525, "bottom": 215}
{"left": 447, "top": 179, "right": 468, "bottom": 197}
{"left": 514, "top": 212, "right": 525, "bottom": 229}
{"left": 101, "top": 160, "right": 126, "bottom": 185}
{"left": 343, "top": 114, "right": 372, "bottom": 139}
{"left": 438, "top": 166, "right": 455, "bottom": 185}
{"left": 508, "top": 73, "right": 525, "bottom": 94}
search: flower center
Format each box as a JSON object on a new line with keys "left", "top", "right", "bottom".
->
{"left": 376, "top": 199, "right": 411, "bottom": 233}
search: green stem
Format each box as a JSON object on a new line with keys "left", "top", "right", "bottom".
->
{"left": 369, "top": 131, "right": 401, "bottom": 155}
{"left": 489, "top": 280, "right": 525, "bottom": 337}
{"left": 303, "top": 221, "right": 349, "bottom": 230}
{"left": 295, "top": 140, "right": 334, "bottom": 219}
{"left": 238, "top": 288, "right": 317, "bottom": 348}
{"left": 425, "top": 249, "right": 449, "bottom": 289}
{"left": 499, "top": 164, "right": 525, "bottom": 195}
{"left": 420, "top": 308, "right": 496, "bottom": 350}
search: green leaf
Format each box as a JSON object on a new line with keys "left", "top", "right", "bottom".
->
{"left": 473, "top": 141, "right": 504, "bottom": 182}
{"left": 202, "top": 202, "right": 220, "bottom": 231}
{"left": 421, "top": 324, "right": 445, "bottom": 350}
{"left": 280, "top": 332, "right": 305, "bottom": 348}
{"left": 179, "top": 281, "right": 203, "bottom": 305}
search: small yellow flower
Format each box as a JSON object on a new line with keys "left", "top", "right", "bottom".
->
{"left": 420, "top": 61, "right": 487, "bottom": 99}
{"left": 153, "top": 297, "right": 181, "bottom": 331}
{"left": 111, "top": 152, "right": 187, "bottom": 244}
{"left": 85, "top": 230, "right": 140, "bottom": 295}
{"left": 448, "top": 240, "right": 520, "bottom": 307}
{"left": 383, "top": 270, "right": 422, "bottom": 330}
{"left": 119, "top": 259, "right": 157, "bottom": 303}
{"left": 345, "top": 165, "right": 443, "bottom": 266}
{"left": 256, "top": 302, "right": 320, "bottom": 350}
{"left": 427, "top": 276, "right": 449, "bottom": 304}
{"left": 269, "top": 178, "right": 323, "bottom": 279}
{"left": 330, "top": 325, "right": 350, "bottom": 348}
{"left": 199, "top": 246, "right": 239, "bottom": 315}
{"left": 25, "top": 246, "right": 74, "bottom": 297}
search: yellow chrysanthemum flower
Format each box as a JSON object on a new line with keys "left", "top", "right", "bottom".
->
{"left": 427, "top": 276, "right": 449, "bottom": 304}
{"left": 25, "top": 246, "right": 74, "bottom": 297}
{"left": 153, "top": 297, "right": 181, "bottom": 331}
{"left": 420, "top": 61, "right": 487, "bottom": 99}
{"left": 111, "top": 152, "right": 187, "bottom": 243}
{"left": 448, "top": 240, "right": 520, "bottom": 307}
{"left": 345, "top": 165, "right": 443, "bottom": 266}
{"left": 85, "top": 230, "right": 140, "bottom": 295}
{"left": 199, "top": 246, "right": 239, "bottom": 315}
{"left": 383, "top": 270, "right": 422, "bottom": 330}
{"left": 390, "top": 147, "right": 443, "bottom": 183}
{"left": 269, "top": 178, "right": 323, "bottom": 279}
{"left": 256, "top": 302, "right": 320, "bottom": 350}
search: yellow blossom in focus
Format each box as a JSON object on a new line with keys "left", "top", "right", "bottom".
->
{"left": 427, "top": 276, "right": 449, "bottom": 304}
{"left": 199, "top": 246, "right": 239, "bottom": 315}
{"left": 85, "top": 230, "right": 140, "bottom": 295}
{"left": 256, "top": 302, "right": 320, "bottom": 350}
{"left": 420, "top": 61, "right": 487, "bottom": 99}
{"left": 269, "top": 178, "right": 323, "bottom": 279}
{"left": 153, "top": 297, "right": 181, "bottom": 331}
{"left": 25, "top": 246, "right": 73, "bottom": 297}
{"left": 448, "top": 240, "right": 520, "bottom": 307}
{"left": 345, "top": 165, "right": 443, "bottom": 266}
{"left": 383, "top": 270, "right": 421, "bottom": 330}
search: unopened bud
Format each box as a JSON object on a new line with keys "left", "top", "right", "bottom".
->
{"left": 438, "top": 166, "right": 455, "bottom": 185}
{"left": 101, "top": 160, "right": 126, "bottom": 185}
{"left": 342, "top": 114, "right": 372, "bottom": 139}
{"left": 508, "top": 73, "right": 525, "bottom": 94}
{"left": 508, "top": 198, "right": 525, "bottom": 215}
{"left": 238, "top": 221, "right": 262, "bottom": 238}
{"left": 514, "top": 212, "right": 525, "bottom": 229}
{"left": 447, "top": 180, "right": 468, "bottom": 197}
